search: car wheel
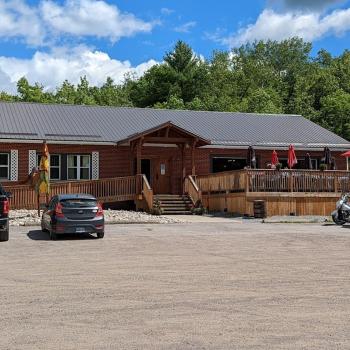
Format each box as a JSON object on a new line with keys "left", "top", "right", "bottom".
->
{"left": 0, "top": 228, "right": 9, "bottom": 242}
{"left": 97, "top": 232, "right": 104, "bottom": 239}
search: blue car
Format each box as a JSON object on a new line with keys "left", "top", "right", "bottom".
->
{"left": 41, "top": 194, "right": 105, "bottom": 240}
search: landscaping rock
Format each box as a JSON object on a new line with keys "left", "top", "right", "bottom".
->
{"left": 9, "top": 209, "right": 184, "bottom": 226}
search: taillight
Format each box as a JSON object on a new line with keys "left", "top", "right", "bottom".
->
{"left": 3, "top": 200, "right": 9, "bottom": 215}
{"left": 96, "top": 203, "right": 103, "bottom": 217}
{"left": 55, "top": 202, "right": 65, "bottom": 218}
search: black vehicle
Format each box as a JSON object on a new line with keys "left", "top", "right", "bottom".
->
{"left": 41, "top": 194, "right": 105, "bottom": 240}
{"left": 0, "top": 184, "right": 10, "bottom": 242}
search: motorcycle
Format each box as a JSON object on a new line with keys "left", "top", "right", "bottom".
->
{"left": 332, "top": 193, "right": 350, "bottom": 225}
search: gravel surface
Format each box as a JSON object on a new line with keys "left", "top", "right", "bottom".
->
{"left": 9, "top": 209, "right": 184, "bottom": 226}
{"left": 1, "top": 222, "right": 350, "bottom": 349}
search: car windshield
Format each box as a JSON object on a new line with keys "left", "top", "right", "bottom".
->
{"left": 60, "top": 199, "right": 97, "bottom": 208}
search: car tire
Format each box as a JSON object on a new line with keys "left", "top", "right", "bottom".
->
{"left": 97, "top": 232, "right": 104, "bottom": 239}
{"left": 0, "top": 228, "right": 9, "bottom": 242}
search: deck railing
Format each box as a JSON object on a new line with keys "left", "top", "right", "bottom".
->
{"left": 195, "top": 169, "right": 350, "bottom": 194}
{"left": 141, "top": 174, "right": 153, "bottom": 211}
{"left": 247, "top": 170, "right": 350, "bottom": 193}
{"left": 184, "top": 175, "right": 202, "bottom": 204}
{"left": 195, "top": 170, "right": 247, "bottom": 194}
{"left": 4, "top": 176, "right": 138, "bottom": 209}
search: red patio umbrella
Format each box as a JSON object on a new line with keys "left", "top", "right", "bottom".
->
{"left": 288, "top": 145, "right": 298, "bottom": 169}
{"left": 271, "top": 150, "right": 279, "bottom": 166}
{"left": 341, "top": 151, "right": 350, "bottom": 157}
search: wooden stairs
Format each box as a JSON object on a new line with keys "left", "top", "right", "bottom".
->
{"left": 154, "top": 194, "right": 193, "bottom": 215}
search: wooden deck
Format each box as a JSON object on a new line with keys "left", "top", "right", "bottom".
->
{"left": 4, "top": 176, "right": 138, "bottom": 209}
{"left": 4, "top": 169, "right": 350, "bottom": 216}
{"left": 194, "top": 170, "right": 350, "bottom": 217}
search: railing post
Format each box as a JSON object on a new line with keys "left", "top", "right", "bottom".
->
{"left": 245, "top": 170, "right": 250, "bottom": 193}
{"left": 334, "top": 171, "right": 338, "bottom": 193}
{"left": 289, "top": 171, "right": 294, "bottom": 193}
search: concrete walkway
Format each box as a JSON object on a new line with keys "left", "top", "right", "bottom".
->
{"left": 166, "top": 214, "right": 244, "bottom": 223}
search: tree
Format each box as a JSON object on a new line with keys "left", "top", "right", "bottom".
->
{"left": 320, "top": 90, "right": 350, "bottom": 139}
{"left": 17, "top": 77, "right": 54, "bottom": 103}
{"left": 75, "top": 76, "right": 96, "bottom": 105}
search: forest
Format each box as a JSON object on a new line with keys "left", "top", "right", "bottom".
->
{"left": 1, "top": 38, "right": 350, "bottom": 140}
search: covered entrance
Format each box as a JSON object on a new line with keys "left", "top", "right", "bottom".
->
{"left": 119, "top": 121, "right": 210, "bottom": 194}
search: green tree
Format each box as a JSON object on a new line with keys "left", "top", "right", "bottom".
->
{"left": 320, "top": 90, "right": 350, "bottom": 139}
{"left": 75, "top": 76, "right": 96, "bottom": 105}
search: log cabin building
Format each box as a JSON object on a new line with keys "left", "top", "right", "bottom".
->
{"left": 0, "top": 101, "right": 350, "bottom": 215}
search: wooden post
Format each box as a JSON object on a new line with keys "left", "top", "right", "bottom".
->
{"left": 245, "top": 170, "right": 250, "bottom": 193}
{"left": 136, "top": 139, "right": 143, "bottom": 194}
{"left": 289, "top": 171, "right": 294, "bottom": 193}
{"left": 136, "top": 139, "right": 142, "bottom": 175}
{"left": 182, "top": 144, "right": 186, "bottom": 194}
{"left": 334, "top": 171, "right": 338, "bottom": 193}
{"left": 191, "top": 141, "right": 196, "bottom": 176}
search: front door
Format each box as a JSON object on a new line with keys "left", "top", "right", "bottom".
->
{"left": 153, "top": 158, "right": 171, "bottom": 194}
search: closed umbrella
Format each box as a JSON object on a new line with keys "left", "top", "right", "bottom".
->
{"left": 323, "top": 147, "right": 332, "bottom": 166}
{"left": 247, "top": 146, "right": 257, "bottom": 169}
{"left": 288, "top": 145, "right": 298, "bottom": 169}
{"left": 305, "top": 153, "right": 312, "bottom": 170}
{"left": 271, "top": 150, "right": 279, "bottom": 166}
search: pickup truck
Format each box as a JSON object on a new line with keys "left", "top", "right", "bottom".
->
{"left": 0, "top": 185, "right": 10, "bottom": 242}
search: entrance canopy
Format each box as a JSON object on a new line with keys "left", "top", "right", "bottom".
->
{"left": 116, "top": 121, "right": 211, "bottom": 147}
{"left": 118, "top": 122, "right": 211, "bottom": 190}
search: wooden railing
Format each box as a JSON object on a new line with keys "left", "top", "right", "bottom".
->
{"left": 184, "top": 175, "right": 202, "bottom": 204}
{"left": 196, "top": 170, "right": 247, "bottom": 193}
{"left": 195, "top": 169, "right": 350, "bottom": 194}
{"left": 4, "top": 176, "right": 138, "bottom": 209}
{"left": 247, "top": 170, "right": 350, "bottom": 193}
{"left": 141, "top": 174, "right": 153, "bottom": 211}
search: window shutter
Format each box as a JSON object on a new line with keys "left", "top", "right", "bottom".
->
{"left": 10, "top": 149, "right": 18, "bottom": 181}
{"left": 28, "top": 150, "right": 37, "bottom": 174}
{"left": 91, "top": 152, "right": 99, "bottom": 180}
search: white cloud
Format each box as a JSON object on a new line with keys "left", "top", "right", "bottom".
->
{"left": 41, "top": 0, "right": 154, "bottom": 42}
{"left": 174, "top": 21, "right": 197, "bottom": 33}
{"left": 161, "top": 7, "right": 174, "bottom": 15}
{"left": 0, "top": 46, "right": 157, "bottom": 93}
{"left": 0, "top": 0, "right": 44, "bottom": 45}
{"left": 0, "top": 0, "right": 155, "bottom": 46}
{"left": 223, "top": 7, "right": 350, "bottom": 47}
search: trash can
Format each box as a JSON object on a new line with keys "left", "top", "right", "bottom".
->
{"left": 253, "top": 200, "right": 266, "bottom": 218}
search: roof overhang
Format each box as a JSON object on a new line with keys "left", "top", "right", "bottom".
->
{"left": 116, "top": 121, "right": 211, "bottom": 147}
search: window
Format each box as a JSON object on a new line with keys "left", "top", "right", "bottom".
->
{"left": 67, "top": 155, "right": 90, "bottom": 180}
{"left": 0, "top": 153, "right": 9, "bottom": 180}
{"left": 37, "top": 154, "right": 61, "bottom": 180}
{"left": 212, "top": 157, "right": 247, "bottom": 173}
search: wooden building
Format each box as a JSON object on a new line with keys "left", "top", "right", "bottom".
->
{"left": 0, "top": 101, "right": 349, "bottom": 215}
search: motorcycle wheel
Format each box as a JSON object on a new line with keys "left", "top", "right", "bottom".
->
{"left": 332, "top": 212, "right": 346, "bottom": 225}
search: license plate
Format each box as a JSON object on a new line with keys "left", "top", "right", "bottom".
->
{"left": 75, "top": 227, "right": 85, "bottom": 233}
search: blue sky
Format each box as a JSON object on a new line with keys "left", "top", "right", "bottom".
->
{"left": 0, "top": 0, "right": 350, "bottom": 93}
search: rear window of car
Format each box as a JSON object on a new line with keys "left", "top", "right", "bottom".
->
{"left": 60, "top": 199, "right": 97, "bottom": 208}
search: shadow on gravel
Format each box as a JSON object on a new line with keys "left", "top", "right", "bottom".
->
{"left": 27, "top": 230, "right": 97, "bottom": 241}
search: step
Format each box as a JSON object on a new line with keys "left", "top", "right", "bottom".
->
{"left": 160, "top": 202, "right": 191, "bottom": 207}
{"left": 162, "top": 207, "right": 192, "bottom": 212}
{"left": 162, "top": 211, "right": 192, "bottom": 215}
{"left": 155, "top": 200, "right": 192, "bottom": 205}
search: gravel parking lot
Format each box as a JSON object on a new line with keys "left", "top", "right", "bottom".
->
{"left": 1, "top": 222, "right": 350, "bottom": 349}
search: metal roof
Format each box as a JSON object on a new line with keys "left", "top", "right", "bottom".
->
{"left": 0, "top": 101, "right": 349, "bottom": 149}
